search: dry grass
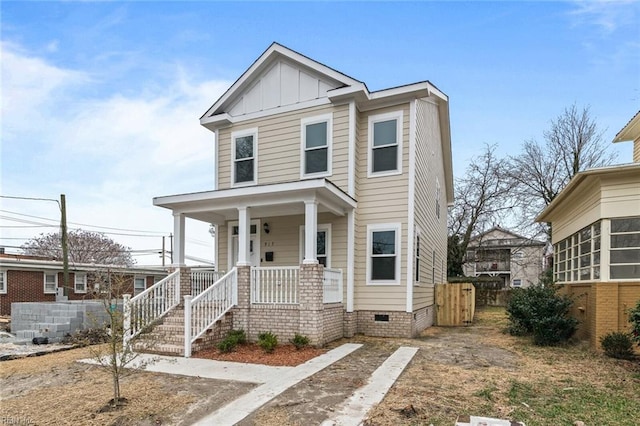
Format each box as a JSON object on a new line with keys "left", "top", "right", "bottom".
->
{"left": 367, "top": 307, "right": 640, "bottom": 426}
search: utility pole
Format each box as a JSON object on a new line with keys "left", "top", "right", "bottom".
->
{"left": 161, "top": 236, "right": 166, "bottom": 267}
{"left": 60, "top": 194, "right": 70, "bottom": 293}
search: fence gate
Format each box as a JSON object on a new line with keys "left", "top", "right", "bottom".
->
{"left": 435, "top": 283, "right": 476, "bottom": 326}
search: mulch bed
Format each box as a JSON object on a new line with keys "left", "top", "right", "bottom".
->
{"left": 193, "top": 343, "right": 326, "bottom": 366}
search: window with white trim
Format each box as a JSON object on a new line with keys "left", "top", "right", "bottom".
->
{"left": 512, "top": 279, "right": 522, "bottom": 287}
{"left": 0, "top": 270, "right": 6, "bottom": 294}
{"left": 301, "top": 114, "right": 332, "bottom": 177}
{"left": 44, "top": 272, "right": 58, "bottom": 294}
{"left": 435, "top": 178, "right": 441, "bottom": 219}
{"left": 415, "top": 233, "right": 421, "bottom": 283}
{"left": 232, "top": 129, "right": 257, "bottom": 185}
{"left": 74, "top": 273, "right": 87, "bottom": 293}
{"left": 368, "top": 111, "right": 403, "bottom": 176}
{"left": 610, "top": 217, "right": 640, "bottom": 279}
{"left": 134, "top": 276, "right": 146, "bottom": 296}
{"left": 554, "top": 221, "right": 601, "bottom": 282}
{"left": 299, "top": 224, "right": 331, "bottom": 267}
{"left": 367, "top": 223, "right": 401, "bottom": 284}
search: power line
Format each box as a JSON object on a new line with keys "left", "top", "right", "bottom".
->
{"left": 0, "top": 209, "right": 169, "bottom": 236}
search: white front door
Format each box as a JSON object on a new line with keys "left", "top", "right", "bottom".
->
{"left": 232, "top": 236, "right": 259, "bottom": 267}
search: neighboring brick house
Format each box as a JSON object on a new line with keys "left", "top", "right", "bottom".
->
{"left": 0, "top": 253, "right": 167, "bottom": 315}
{"left": 536, "top": 110, "right": 640, "bottom": 350}
{"left": 128, "top": 42, "right": 454, "bottom": 356}
{"left": 463, "top": 227, "right": 546, "bottom": 288}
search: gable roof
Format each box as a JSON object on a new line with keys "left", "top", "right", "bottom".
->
{"left": 468, "top": 226, "right": 545, "bottom": 246}
{"left": 613, "top": 110, "right": 640, "bottom": 143}
{"left": 200, "top": 43, "right": 365, "bottom": 126}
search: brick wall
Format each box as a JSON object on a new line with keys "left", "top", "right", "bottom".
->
{"left": 356, "top": 310, "right": 413, "bottom": 338}
{"left": 563, "top": 282, "right": 640, "bottom": 350}
{"left": 247, "top": 304, "right": 300, "bottom": 342}
{"left": 412, "top": 304, "right": 434, "bottom": 336}
{"left": 1, "top": 270, "right": 55, "bottom": 315}
{"left": 322, "top": 303, "right": 344, "bottom": 343}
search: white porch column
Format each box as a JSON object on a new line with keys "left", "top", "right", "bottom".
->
{"left": 347, "top": 210, "right": 355, "bottom": 312}
{"left": 303, "top": 200, "right": 319, "bottom": 264}
{"left": 173, "top": 213, "right": 186, "bottom": 266}
{"left": 237, "top": 206, "right": 251, "bottom": 266}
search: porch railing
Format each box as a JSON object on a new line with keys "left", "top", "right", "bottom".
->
{"left": 184, "top": 267, "right": 237, "bottom": 357}
{"left": 191, "top": 270, "right": 225, "bottom": 296}
{"left": 323, "top": 268, "right": 343, "bottom": 303}
{"left": 251, "top": 266, "right": 299, "bottom": 304}
{"left": 123, "top": 269, "right": 181, "bottom": 346}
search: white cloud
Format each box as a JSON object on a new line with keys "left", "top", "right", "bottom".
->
{"left": 568, "top": 0, "right": 637, "bottom": 34}
{"left": 1, "top": 41, "right": 231, "bottom": 265}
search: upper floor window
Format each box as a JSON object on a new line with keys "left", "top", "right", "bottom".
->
{"left": 74, "top": 273, "right": 87, "bottom": 293}
{"left": 301, "top": 114, "right": 332, "bottom": 177}
{"left": 367, "top": 223, "right": 401, "bottom": 285}
{"left": 44, "top": 272, "right": 58, "bottom": 294}
{"left": 435, "top": 178, "right": 441, "bottom": 219}
{"left": 232, "top": 128, "right": 258, "bottom": 186}
{"left": 0, "top": 270, "right": 6, "bottom": 294}
{"left": 368, "top": 111, "right": 403, "bottom": 177}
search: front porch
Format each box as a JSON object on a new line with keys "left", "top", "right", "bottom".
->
{"left": 124, "top": 263, "right": 345, "bottom": 357}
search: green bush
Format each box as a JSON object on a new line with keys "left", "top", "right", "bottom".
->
{"left": 629, "top": 300, "right": 640, "bottom": 346}
{"left": 600, "top": 331, "right": 635, "bottom": 359}
{"left": 258, "top": 331, "right": 278, "bottom": 353}
{"left": 506, "top": 284, "right": 577, "bottom": 346}
{"left": 216, "top": 329, "right": 246, "bottom": 353}
{"left": 289, "top": 333, "right": 310, "bottom": 350}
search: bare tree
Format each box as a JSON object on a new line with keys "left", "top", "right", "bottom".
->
{"left": 448, "top": 144, "right": 515, "bottom": 276}
{"left": 509, "top": 104, "right": 617, "bottom": 230}
{"left": 82, "top": 270, "right": 157, "bottom": 409}
{"left": 21, "top": 229, "right": 134, "bottom": 266}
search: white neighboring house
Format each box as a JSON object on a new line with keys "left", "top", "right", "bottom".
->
{"left": 463, "top": 227, "right": 546, "bottom": 288}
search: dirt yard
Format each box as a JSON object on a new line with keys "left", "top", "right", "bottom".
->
{"left": 1, "top": 308, "right": 638, "bottom": 425}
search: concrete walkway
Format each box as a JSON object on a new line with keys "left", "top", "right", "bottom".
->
{"left": 80, "top": 342, "right": 418, "bottom": 425}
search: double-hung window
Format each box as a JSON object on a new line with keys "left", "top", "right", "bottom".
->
{"left": 0, "top": 270, "right": 6, "bottom": 294}
{"left": 134, "top": 277, "right": 146, "bottom": 296}
{"left": 301, "top": 114, "right": 332, "bottom": 177}
{"left": 74, "top": 273, "right": 87, "bottom": 293}
{"left": 368, "top": 111, "right": 403, "bottom": 176}
{"left": 367, "top": 223, "right": 401, "bottom": 284}
{"left": 232, "top": 129, "right": 257, "bottom": 186}
{"left": 44, "top": 272, "right": 58, "bottom": 294}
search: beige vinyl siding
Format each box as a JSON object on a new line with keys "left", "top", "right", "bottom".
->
{"left": 218, "top": 224, "right": 229, "bottom": 271}
{"left": 634, "top": 140, "right": 640, "bottom": 163}
{"left": 216, "top": 104, "right": 350, "bottom": 191}
{"left": 220, "top": 212, "right": 347, "bottom": 269}
{"left": 412, "top": 98, "right": 447, "bottom": 310}
{"left": 354, "top": 103, "right": 410, "bottom": 311}
{"left": 550, "top": 185, "right": 601, "bottom": 244}
{"left": 601, "top": 177, "right": 640, "bottom": 219}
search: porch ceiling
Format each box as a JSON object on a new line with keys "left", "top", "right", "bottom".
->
{"left": 153, "top": 178, "right": 356, "bottom": 224}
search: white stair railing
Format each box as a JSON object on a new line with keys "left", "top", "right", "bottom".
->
{"left": 191, "top": 270, "right": 225, "bottom": 296}
{"left": 184, "top": 267, "right": 237, "bottom": 357}
{"left": 251, "top": 266, "right": 299, "bottom": 304}
{"left": 123, "top": 269, "right": 180, "bottom": 346}
{"left": 323, "top": 268, "right": 343, "bottom": 303}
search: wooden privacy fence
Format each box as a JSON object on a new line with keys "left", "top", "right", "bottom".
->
{"left": 435, "top": 282, "right": 476, "bottom": 326}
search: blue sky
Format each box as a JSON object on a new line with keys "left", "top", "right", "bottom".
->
{"left": 1, "top": 1, "right": 639, "bottom": 265}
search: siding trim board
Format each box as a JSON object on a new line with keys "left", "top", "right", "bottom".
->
{"left": 406, "top": 99, "right": 417, "bottom": 312}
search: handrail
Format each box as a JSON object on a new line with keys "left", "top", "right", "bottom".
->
{"left": 323, "top": 268, "right": 343, "bottom": 304}
{"left": 251, "top": 266, "right": 299, "bottom": 304}
{"left": 184, "top": 267, "right": 237, "bottom": 357}
{"left": 123, "top": 269, "right": 180, "bottom": 346}
{"left": 191, "top": 270, "right": 225, "bottom": 296}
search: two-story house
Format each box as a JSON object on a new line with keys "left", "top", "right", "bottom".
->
{"left": 463, "top": 227, "right": 546, "bottom": 288}
{"left": 129, "top": 43, "right": 453, "bottom": 356}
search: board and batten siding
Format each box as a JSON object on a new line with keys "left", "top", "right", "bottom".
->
{"left": 216, "top": 104, "right": 350, "bottom": 191}
{"left": 412, "top": 98, "right": 447, "bottom": 310}
{"left": 353, "top": 103, "right": 411, "bottom": 311}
